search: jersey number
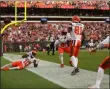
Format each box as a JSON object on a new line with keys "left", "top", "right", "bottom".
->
{"left": 23, "top": 59, "right": 30, "bottom": 66}
{"left": 74, "top": 26, "right": 82, "bottom": 35}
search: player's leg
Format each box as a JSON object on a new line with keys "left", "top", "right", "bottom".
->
{"left": 71, "top": 46, "right": 80, "bottom": 75}
{"left": 1, "top": 63, "right": 12, "bottom": 69}
{"left": 1, "top": 64, "right": 20, "bottom": 71}
{"left": 75, "top": 57, "right": 78, "bottom": 67}
{"left": 71, "top": 40, "right": 81, "bottom": 75}
{"left": 59, "top": 53, "right": 64, "bottom": 68}
{"left": 1, "top": 60, "right": 19, "bottom": 70}
{"left": 8, "top": 62, "right": 24, "bottom": 70}
{"left": 70, "top": 46, "right": 78, "bottom": 75}
{"left": 69, "top": 42, "right": 74, "bottom": 67}
{"left": 70, "top": 46, "right": 80, "bottom": 67}
{"left": 94, "top": 56, "right": 110, "bottom": 88}
{"left": 88, "top": 56, "right": 110, "bottom": 89}
{"left": 8, "top": 66, "right": 21, "bottom": 70}
{"left": 3, "top": 61, "right": 23, "bottom": 71}
{"left": 8, "top": 61, "right": 24, "bottom": 70}
{"left": 64, "top": 46, "right": 73, "bottom": 66}
{"left": 70, "top": 40, "right": 80, "bottom": 66}
{"left": 58, "top": 47, "right": 64, "bottom": 68}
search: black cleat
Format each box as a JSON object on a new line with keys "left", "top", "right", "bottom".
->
{"left": 71, "top": 67, "right": 79, "bottom": 76}
{"left": 34, "top": 64, "right": 38, "bottom": 67}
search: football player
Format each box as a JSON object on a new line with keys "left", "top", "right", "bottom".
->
{"left": 88, "top": 39, "right": 96, "bottom": 54}
{"left": 22, "top": 49, "right": 37, "bottom": 58}
{"left": 69, "top": 16, "right": 85, "bottom": 75}
{"left": 88, "top": 39, "right": 95, "bottom": 51}
{"left": 1, "top": 57, "right": 40, "bottom": 71}
{"left": 88, "top": 36, "right": 110, "bottom": 89}
{"left": 55, "top": 29, "right": 71, "bottom": 68}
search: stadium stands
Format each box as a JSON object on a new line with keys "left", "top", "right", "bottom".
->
{"left": 0, "top": 1, "right": 109, "bottom": 16}
{"left": 0, "top": 1, "right": 109, "bottom": 10}
{"left": 1, "top": 1, "right": 109, "bottom": 52}
{"left": 2, "top": 22, "right": 109, "bottom": 42}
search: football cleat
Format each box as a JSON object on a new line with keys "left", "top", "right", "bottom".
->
{"left": 34, "top": 64, "right": 38, "bottom": 67}
{"left": 60, "top": 64, "right": 64, "bottom": 68}
{"left": 71, "top": 67, "right": 79, "bottom": 75}
{"left": 88, "top": 85, "right": 100, "bottom": 89}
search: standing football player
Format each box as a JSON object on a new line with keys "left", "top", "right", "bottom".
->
{"left": 55, "top": 29, "right": 71, "bottom": 68}
{"left": 88, "top": 36, "right": 110, "bottom": 89}
{"left": 69, "top": 16, "right": 85, "bottom": 75}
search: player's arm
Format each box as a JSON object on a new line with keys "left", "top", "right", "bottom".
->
{"left": 97, "top": 44, "right": 110, "bottom": 49}
{"left": 97, "top": 36, "right": 110, "bottom": 49}
{"left": 90, "top": 36, "right": 110, "bottom": 52}
{"left": 90, "top": 44, "right": 108, "bottom": 52}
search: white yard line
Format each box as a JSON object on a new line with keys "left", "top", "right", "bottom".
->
{"left": 3, "top": 54, "right": 109, "bottom": 89}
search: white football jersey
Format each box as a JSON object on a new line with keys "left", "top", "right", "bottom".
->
{"left": 59, "top": 35, "right": 67, "bottom": 43}
{"left": 54, "top": 34, "right": 69, "bottom": 47}
{"left": 70, "top": 22, "right": 84, "bottom": 41}
{"left": 27, "top": 51, "right": 34, "bottom": 58}
{"left": 22, "top": 57, "right": 34, "bottom": 67}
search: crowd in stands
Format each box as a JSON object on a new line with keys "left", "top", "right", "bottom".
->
{"left": 2, "top": 22, "right": 109, "bottom": 43}
{"left": 0, "top": 1, "right": 109, "bottom": 10}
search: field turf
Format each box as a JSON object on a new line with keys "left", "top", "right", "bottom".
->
{"left": 1, "top": 57, "right": 64, "bottom": 89}
{"left": 1, "top": 50, "right": 109, "bottom": 88}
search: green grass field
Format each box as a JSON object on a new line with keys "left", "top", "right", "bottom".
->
{"left": 1, "top": 50, "right": 109, "bottom": 88}
{"left": 1, "top": 57, "right": 64, "bottom": 89}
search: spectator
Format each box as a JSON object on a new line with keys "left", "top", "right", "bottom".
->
{"left": 47, "top": 34, "right": 55, "bottom": 55}
{"left": 2, "top": 22, "right": 109, "bottom": 47}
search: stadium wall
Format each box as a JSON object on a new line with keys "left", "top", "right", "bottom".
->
{"left": 0, "top": 16, "right": 109, "bottom": 22}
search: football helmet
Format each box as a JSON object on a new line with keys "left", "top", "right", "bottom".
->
{"left": 32, "top": 50, "right": 37, "bottom": 56}
{"left": 61, "top": 29, "right": 67, "bottom": 35}
{"left": 72, "top": 16, "right": 81, "bottom": 22}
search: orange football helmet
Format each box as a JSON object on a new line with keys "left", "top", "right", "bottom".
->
{"left": 32, "top": 50, "right": 37, "bottom": 56}
{"left": 72, "top": 16, "right": 81, "bottom": 22}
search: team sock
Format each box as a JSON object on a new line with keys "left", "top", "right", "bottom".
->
{"left": 95, "top": 67, "right": 104, "bottom": 88}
